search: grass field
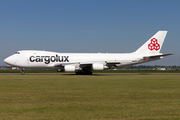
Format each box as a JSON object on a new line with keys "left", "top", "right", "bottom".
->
{"left": 0, "top": 74, "right": 180, "bottom": 119}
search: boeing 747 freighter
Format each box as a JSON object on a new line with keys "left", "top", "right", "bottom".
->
{"left": 4, "top": 31, "right": 173, "bottom": 75}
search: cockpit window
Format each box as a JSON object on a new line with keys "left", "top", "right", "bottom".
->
{"left": 16, "top": 52, "right": 20, "bottom": 54}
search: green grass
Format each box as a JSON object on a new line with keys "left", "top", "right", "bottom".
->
{"left": 0, "top": 75, "right": 180, "bottom": 119}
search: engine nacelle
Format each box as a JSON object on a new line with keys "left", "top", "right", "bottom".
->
{"left": 64, "top": 65, "right": 76, "bottom": 72}
{"left": 92, "top": 64, "right": 104, "bottom": 70}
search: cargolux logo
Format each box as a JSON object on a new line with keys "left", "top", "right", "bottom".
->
{"left": 30, "top": 55, "right": 69, "bottom": 64}
{"left": 148, "top": 38, "right": 160, "bottom": 51}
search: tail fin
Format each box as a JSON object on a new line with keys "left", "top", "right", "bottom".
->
{"left": 135, "top": 31, "right": 167, "bottom": 54}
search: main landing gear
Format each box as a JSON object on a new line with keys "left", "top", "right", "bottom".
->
{"left": 76, "top": 70, "right": 92, "bottom": 75}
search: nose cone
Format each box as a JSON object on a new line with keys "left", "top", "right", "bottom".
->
{"left": 4, "top": 57, "right": 9, "bottom": 64}
{"left": 4, "top": 56, "right": 15, "bottom": 66}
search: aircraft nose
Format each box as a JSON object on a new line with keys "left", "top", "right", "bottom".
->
{"left": 4, "top": 56, "right": 15, "bottom": 66}
{"left": 4, "top": 57, "right": 9, "bottom": 64}
{"left": 4, "top": 57, "right": 11, "bottom": 64}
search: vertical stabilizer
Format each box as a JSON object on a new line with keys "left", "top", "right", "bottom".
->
{"left": 135, "top": 31, "right": 167, "bottom": 54}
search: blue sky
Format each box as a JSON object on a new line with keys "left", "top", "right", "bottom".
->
{"left": 0, "top": 0, "right": 180, "bottom": 66}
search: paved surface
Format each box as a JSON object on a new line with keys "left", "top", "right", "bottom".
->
{"left": 1, "top": 73, "right": 180, "bottom": 76}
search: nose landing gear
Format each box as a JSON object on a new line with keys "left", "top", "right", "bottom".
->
{"left": 21, "top": 69, "right": 25, "bottom": 75}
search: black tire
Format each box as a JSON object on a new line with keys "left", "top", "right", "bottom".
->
{"left": 84, "top": 71, "right": 92, "bottom": 75}
{"left": 21, "top": 71, "right": 25, "bottom": 75}
{"left": 75, "top": 71, "right": 92, "bottom": 75}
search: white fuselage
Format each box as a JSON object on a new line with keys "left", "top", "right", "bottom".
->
{"left": 4, "top": 50, "right": 145, "bottom": 69}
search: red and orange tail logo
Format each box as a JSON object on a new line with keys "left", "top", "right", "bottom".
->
{"left": 148, "top": 38, "right": 160, "bottom": 51}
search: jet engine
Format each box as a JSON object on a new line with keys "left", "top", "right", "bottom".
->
{"left": 64, "top": 65, "right": 76, "bottom": 72}
{"left": 92, "top": 63, "right": 104, "bottom": 70}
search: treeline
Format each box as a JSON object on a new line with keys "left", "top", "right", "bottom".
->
{"left": 1, "top": 65, "right": 180, "bottom": 70}
{"left": 124, "top": 65, "right": 180, "bottom": 70}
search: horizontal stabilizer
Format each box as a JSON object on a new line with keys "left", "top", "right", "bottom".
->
{"left": 144, "top": 53, "right": 174, "bottom": 58}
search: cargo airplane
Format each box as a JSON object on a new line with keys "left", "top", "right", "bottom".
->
{"left": 4, "top": 31, "right": 173, "bottom": 75}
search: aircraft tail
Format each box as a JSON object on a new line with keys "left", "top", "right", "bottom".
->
{"left": 135, "top": 31, "right": 168, "bottom": 54}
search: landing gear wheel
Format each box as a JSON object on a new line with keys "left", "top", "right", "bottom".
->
{"left": 21, "top": 69, "right": 25, "bottom": 75}
{"left": 21, "top": 71, "right": 25, "bottom": 75}
{"left": 85, "top": 71, "right": 92, "bottom": 75}
{"left": 75, "top": 71, "right": 92, "bottom": 75}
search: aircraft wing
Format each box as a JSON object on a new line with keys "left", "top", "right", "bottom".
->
{"left": 54, "top": 61, "right": 121, "bottom": 69}
{"left": 54, "top": 61, "right": 121, "bottom": 66}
